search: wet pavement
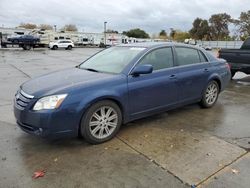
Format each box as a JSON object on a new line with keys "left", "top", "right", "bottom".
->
{"left": 0, "top": 48, "right": 249, "bottom": 188}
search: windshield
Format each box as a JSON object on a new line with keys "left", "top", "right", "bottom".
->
{"left": 79, "top": 47, "right": 145, "bottom": 74}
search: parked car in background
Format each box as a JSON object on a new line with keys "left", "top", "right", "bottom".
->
{"left": 49, "top": 40, "right": 74, "bottom": 50}
{"left": 7, "top": 35, "right": 40, "bottom": 44}
{"left": 14, "top": 42, "right": 231, "bottom": 144}
{"left": 203, "top": 45, "right": 212, "bottom": 51}
{"left": 218, "top": 37, "right": 250, "bottom": 78}
{"left": 195, "top": 44, "right": 212, "bottom": 51}
{"left": 5, "top": 35, "right": 41, "bottom": 50}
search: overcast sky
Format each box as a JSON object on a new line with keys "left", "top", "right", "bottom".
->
{"left": 0, "top": 0, "right": 249, "bottom": 34}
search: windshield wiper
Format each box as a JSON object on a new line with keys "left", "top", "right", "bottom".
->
{"left": 83, "top": 68, "right": 100, "bottom": 72}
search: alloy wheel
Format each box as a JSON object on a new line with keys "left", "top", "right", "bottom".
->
{"left": 89, "top": 106, "right": 118, "bottom": 139}
{"left": 205, "top": 82, "right": 218, "bottom": 105}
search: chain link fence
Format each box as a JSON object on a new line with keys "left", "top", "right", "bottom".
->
{"left": 197, "top": 40, "right": 244, "bottom": 49}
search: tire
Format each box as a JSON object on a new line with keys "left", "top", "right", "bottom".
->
{"left": 67, "top": 45, "right": 72, "bottom": 50}
{"left": 24, "top": 45, "right": 31, "bottom": 50}
{"left": 80, "top": 100, "right": 122, "bottom": 144}
{"left": 52, "top": 45, "right": 58, "bottom": 50}
{"left": 200, "top": 81, "right": 219, "bottom": 108}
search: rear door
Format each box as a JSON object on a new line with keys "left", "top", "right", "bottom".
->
{"left": 58, "top": 41, "right": 65, "bottom": 48}
{"left": 174, "top": 47, "right": 211, "bottom": 103}
{"left": 128, "top": 47, "right": 179, "bottom": 119}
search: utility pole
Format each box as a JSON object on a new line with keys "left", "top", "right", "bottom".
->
{"left": 104, "top": 21, "right": 107, "bottom": 47}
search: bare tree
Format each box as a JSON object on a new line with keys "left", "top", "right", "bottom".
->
{"left": 39, "top": 24, "right": 53, "bottom": 30}
{"left": 62, "top": 24, "right": 78, "bottom": 32}
{"left": 19, "top": 23, "right": 37, "bottom": 29}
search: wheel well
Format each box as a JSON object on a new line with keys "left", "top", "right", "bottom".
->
{"left": 77, "top": 98, "right": 124, "bottom": 137}
{"left": 213, "top": 78, "right": 221, "bottom": 92}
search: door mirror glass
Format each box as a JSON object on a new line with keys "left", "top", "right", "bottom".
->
{"left": 131, "top": 64, "right": 153, "bottom": 76}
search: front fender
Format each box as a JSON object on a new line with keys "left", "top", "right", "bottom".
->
{"left": 74, "top": 87, "right": 129, "bottom": 125}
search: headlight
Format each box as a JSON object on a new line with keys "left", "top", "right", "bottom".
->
{"left": 33, "top": 94, "right": 67, "bottom": 111}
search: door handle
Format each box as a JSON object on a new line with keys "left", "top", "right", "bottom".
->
{"left": 169, "top": 74, "right": 177, "bottom": 79}
{"left": 204, "top": 68, "right": 209, "bottom": 72}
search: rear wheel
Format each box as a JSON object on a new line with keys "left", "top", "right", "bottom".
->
{"left": 52, "top": 45, "right": 58, "bottom": 50}
{"left": 23, "top": 45, "right": 31, "bottom": 50}
{"left": 80, "top": 100, "right": 122, "bottom": 144}
{"left": 67, "top": 45, "right": 72, "bottom": 50}
{"left": 200, "top": 81, "right": 219, "bottom": 108}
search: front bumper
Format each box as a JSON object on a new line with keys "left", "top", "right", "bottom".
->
{"left": 14, "top": 95, "right": 80, "bottom": 139}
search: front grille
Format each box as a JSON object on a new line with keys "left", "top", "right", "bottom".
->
{"left": 15, "top": 89, "right": 34, "bottom": 110}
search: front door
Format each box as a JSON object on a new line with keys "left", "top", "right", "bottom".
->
{"left": 128, "top": 47, "right": 179, "bottom": 119}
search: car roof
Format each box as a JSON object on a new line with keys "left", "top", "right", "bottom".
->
{"left": 117, "top": 42, "right": 201, "bottom": 50}
{"left": 57, "top": 40, "right": 72, "bottom": 42}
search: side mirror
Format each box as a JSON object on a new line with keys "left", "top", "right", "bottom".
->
{"left": 131, "top": 64, "right": 153, "bottom": 76}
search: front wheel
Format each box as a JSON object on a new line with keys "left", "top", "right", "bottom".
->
{"left": 80, "top": 100, "right": 122, "bottom": 144}
{"left": 52, "top": 45, "right": 58, "bottom": 50}
{"left": 67, "top": 45, "right": 72, "bottom": 50}
{"left": 200, "top": 81, "right": 219, "bottom": 108}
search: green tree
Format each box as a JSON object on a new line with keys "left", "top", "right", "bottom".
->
{"left": 62, "top": 24, "right": 78, "bottom": 32}
{"left": 234, "top": 10, "right": 250, "bottom": 38}
{"left": 170, "top": 28, "right": 176, "bottom": 40}
{"left": 189, "top": 18, "right": 210, "bottom": 40}
{"left": 19, "top": 23, "right": 37, "bottom": 29}
{"left": 159, "top": 30, "right": 167, "bottom": 37}
{"left": 123, "top": 28, "right": 149, "bottom": 38}
{"left": 209, "top": 13, "right": 231, "bottom": 40}
{"left": 174, "top": 31, "right": 190, "bottom": 42}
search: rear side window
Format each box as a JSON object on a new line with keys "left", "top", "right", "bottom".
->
{"left": 139, "top": 47, "right": 174, "bottom": 71}
{"left": 175, "top": 47, "right": 200, "bottom": 66}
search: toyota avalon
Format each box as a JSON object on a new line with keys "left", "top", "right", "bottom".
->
{"left": 14, "top": 43, "right": 231, "bottom": 144}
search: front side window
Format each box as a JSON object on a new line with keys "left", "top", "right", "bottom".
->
{"left": 175, "top": 47, "right": 200, "bottom": 66}
{"left": 80, "top": 47, "right": 145, "bottom": 74}
{"left": 138, "top": 47, "right": 174, "bottom": 71}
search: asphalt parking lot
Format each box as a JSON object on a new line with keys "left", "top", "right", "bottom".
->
{"left": 0, "top": 47, "right": 250, "bottom": 188}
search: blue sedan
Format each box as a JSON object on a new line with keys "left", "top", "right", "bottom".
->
{"left": 14, "top": 43, "right": 231, "bottom": 144}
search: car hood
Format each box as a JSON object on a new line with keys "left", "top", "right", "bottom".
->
{"left": 21, "top": 68, "right": 118, "bottom": 97}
